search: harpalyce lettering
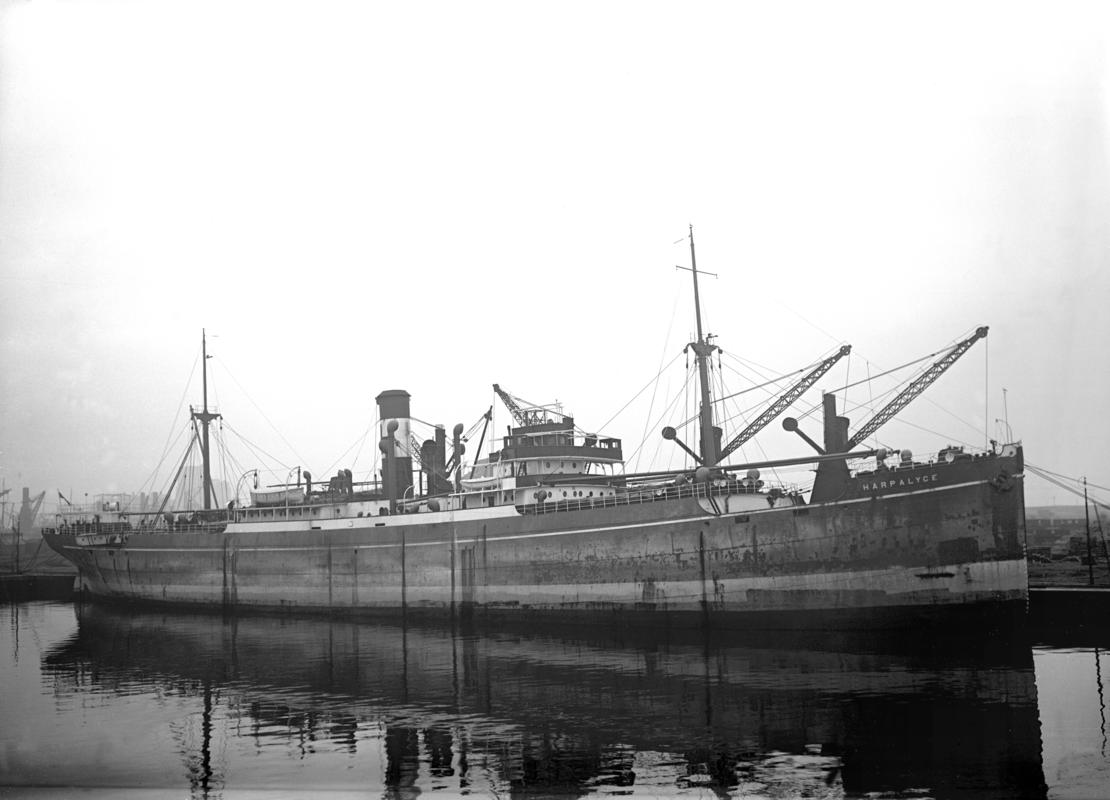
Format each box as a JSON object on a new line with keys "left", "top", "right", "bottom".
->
{"left": 859, "top": 473, "right": 940, "bottom": 492}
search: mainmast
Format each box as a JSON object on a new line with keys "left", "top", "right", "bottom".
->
{"left": 683, "top": 225, "right": 720, "bottom": 465}
{"left": 191, "top": 329, "right": 221, "bottom": 510}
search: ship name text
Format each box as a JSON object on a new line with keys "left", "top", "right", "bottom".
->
{"left": 858, "top": 473, "right": 940, "bottom": 492}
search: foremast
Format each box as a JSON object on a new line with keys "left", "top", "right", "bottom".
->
{"left": 191, "top": 329, "right": 221, "bottom": 510}
{"left": 680, "top": 225, "right": 720, "bottom": 466}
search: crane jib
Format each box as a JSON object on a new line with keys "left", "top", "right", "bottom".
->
{"left": 845, "top": 326, "right": 988, "bottom": 450}
{"left": 718, "top": 344, "right": 852, "bottom": 461}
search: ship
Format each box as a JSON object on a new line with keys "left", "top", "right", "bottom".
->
{"left": 42, "top": 230, "right": 1028, "bottom": 628}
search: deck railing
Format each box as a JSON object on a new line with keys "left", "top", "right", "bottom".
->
{"left": 43, "top": 520, "right": 229, "bottom": 536}
{"left": 516, "top": 478, "right": 796, "bottom": 516}
{"left": 45, "top": 479, "right": 794, "bottom": 534}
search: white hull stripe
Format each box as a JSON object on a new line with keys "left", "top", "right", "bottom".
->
{"left": 62, "top": 477, "right": 998, "bottom": 555}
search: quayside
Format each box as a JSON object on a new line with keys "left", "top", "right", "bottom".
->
{"left": 42, "top": 231, "right": 1029, "bottom": 628}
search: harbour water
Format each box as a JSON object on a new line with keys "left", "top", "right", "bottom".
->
{"left": 2, "top": 601, "right": 1108, "bottom": 798}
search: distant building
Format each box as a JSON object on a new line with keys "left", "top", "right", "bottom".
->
{"left": 1026, "top": 505, "right": 1107, "bottom": 559}
{"left": 171, "top": 467, "right": 232, "bottom": 511}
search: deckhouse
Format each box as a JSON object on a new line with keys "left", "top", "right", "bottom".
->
{"left": 457, "top": 397, "right": 624, "bottom": 509}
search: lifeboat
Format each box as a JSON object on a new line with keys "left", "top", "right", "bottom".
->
{"left": 460, "top": 475, "right": 501, "bottom": 490}
{"left": 250, "top": 488, "right": 306, "bottom": 506}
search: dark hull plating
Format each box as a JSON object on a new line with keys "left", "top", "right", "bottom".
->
{"left": 43, "top": 451, "right": 1028, "bottom": 629}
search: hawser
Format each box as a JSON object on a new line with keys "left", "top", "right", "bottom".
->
{"left": 43, "top": 230, "right": 1027, "bottom": 628}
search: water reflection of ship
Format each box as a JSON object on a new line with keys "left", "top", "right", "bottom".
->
{"left": 43, "top": 605, "right": 1047, "bottom": 798}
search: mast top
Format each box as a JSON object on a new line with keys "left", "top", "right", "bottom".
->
{"left": 192, "top": 329, "right": 221, "bottom": 510}
{"left": 675, "top": 226, "right": 720, "bottom": 466}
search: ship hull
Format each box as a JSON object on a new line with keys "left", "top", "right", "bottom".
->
{"left": 43, "top": 454, "right": 1028, "bottom": 629}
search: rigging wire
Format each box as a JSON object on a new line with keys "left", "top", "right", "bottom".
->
{"left": 216, "top": 424, "right": 232, "bottom": 507}
{"left": 845, "top": 325, "right": 988, "bottom": 443}
{"left": 211, "top": 356, "right": 311, "bottom": 469}
{"left": 347, "top": 423, "right": 374, "bottom": 477}
{"left": 683, "top": 355, "right": 691, "bottom": 469}
{"left": 867, "top": 360, "right": 875, "bottom": 421}
{"left": 123, "top": 421, "right": 194, "bottom": 512}
{"left": 1027, "top": 465, "right": 1110, "bottom": 511}
{"left": 636, "top": 290, "right": 681, "bottom": 445}
{"left": 321, "top": 425, "right": 374, "bottom": 479}
{"left": 221, "top": 422, "right": 293, "bottom": 475}
{"left": 627, "top": 362, "right": 695, "bottom": 473}
{"left": 868, "top": 416, "right": 978, "bottom": 452}
{"left": 1026, "top": 464, "right": 1110, "bottom": 495}
{"left": 984, "top": 334, "right": 989, "bottom": 450}
{"left": 595, "top": 351, "right": 685, "bottom": 435}
{"left": 842, "top": 348, "right": 851, "bottom": 415}
{"left": 146, "top": 352, "right": 200, "bottom": 497}
{"left": 787, "top": 329, "right": 987, "bottom": 450}
{"left": 676, "top": 356, "right": 796, "bottom": 431}
{"left": 823, "top": 347, "right": 951, "bottom": 396}
{"left": 720, "top": 372, "right": 787, "bottom": 486}
{"left": 768, "top": 298, "right": 844, "bottom": 347}
{"left": 720, "top": 350, "right": 784, "bottom": 387}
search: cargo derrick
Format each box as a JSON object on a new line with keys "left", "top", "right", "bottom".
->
{"left": 493, "top": 384, "right": 551, "bottom": 428}
{"left": 717, "top": 345, "right": 852, "bottom": 463}
{"left": 788, "top": 327, "right": 990, "bottom": 502}
{"left": 845, "top": 327, "right": 989, "bottom": 451}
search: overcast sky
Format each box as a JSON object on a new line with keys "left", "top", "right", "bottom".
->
{"left": 2, "top": 0, "right": 1108, "bottom": 510}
